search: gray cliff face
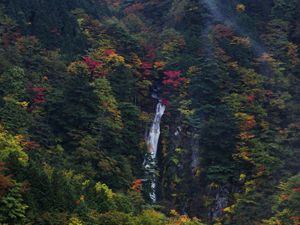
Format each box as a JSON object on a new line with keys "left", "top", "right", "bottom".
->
{"left": 190, "top": 134, "right": 200, "bottom": 170}
{"left": 209, "top": 185, "right": 229, "bottom": 218}
{"left": 208, "top": 185, "right": 239, "bottom": 218}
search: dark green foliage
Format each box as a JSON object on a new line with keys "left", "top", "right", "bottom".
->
{"left": 2, "top": 0, "right": 300, "bottom": 224}
{"left": 102, "top": 19, "right": 141, "bottom": 55}
{"left": 6, "top": 0, "right": 16, "bottom": 20}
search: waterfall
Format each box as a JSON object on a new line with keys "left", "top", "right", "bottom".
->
{"left": 145, "top": 99, "right": 165, "bottom": 201}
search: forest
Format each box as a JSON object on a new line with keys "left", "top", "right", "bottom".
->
{"left": 1, "top": 0, "right": 300, "bottom": 224}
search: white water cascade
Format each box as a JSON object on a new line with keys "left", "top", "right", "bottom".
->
{"left": 145, "top": 99, "right": 165, "bottom": 201}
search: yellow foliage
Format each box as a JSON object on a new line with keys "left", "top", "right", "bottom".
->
{"left": 43, "top": 162, "right": 54, "bottom": 177}
{"left": 154, "top": 61, "right": 165, "bottom": 70}
{"left": 82, "top": 180, "right": 90, "bottom": 186}
{"left": 129, "top": 52, "right": 142, "bottom": 68}
{"left": 259, "top": 53, "right": 276, "bottom": 63}
{"left": 236, "top": 4, "right": 245, "bottom": 13}
{"left": 230, "top": 36, "right": 251, "bottom": 48}
{"left": 223, "top": 204, "right": 235, "bottom": 213}
{"left": 171, "top": 215, "right": 191, "bottom": 224}
{"left": 0, "top": 125, "right": 28, "bottom": 164}
{"left": 91, "top": 47, "right": 125, "bottom": 67}
{"left": 69, "top": 215, "right": 82, "bottom": 225}
{"left": 95, "top": 182, "right": 115, "bottom": 199}
{"left": 207, "top": 182, "right": 219, "bottom": 188}
{"left": 239, "top": 174, "right": 246, "bottom": 181}
{"left": 187, "top": 7, "right": 198, "bottom": 11}
{"left": 178, "top": 100, "right": 195, "bottom": 115}
{"left": 186, "top": 66, "right": 199, "bottom": 77}
{"left": 233, "top": 151, "right": 254, "bottom": 163}
{"left": 67, "top": 61, "right": 89, "bottom": 76}
{"left": 286, "top": 42, "right": 299, "bottom": 65}
{"left": 227, "top": 61, "right": 239, "bottom": 70}
{"left": 16, "top": 101, "right": 29, "bottom": 108}
{"left": 139, "top": 111, "right": 154, "bottom": 124}
{"left": 80, "top": 195, "right": 84, "bottom": 201}
{"left": 142, "top": 209, "right": 166, "bottom": 223}
{"left": 170, "top": 210, "right": 179, "bottom": 216}
{"left": 160, "top": 38, "right": 186, "bottom": 63}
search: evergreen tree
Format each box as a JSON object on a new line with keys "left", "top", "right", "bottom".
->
{"left": 6, "top": 0, "right": 16, "bottom": 20}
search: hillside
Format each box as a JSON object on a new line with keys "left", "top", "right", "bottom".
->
{"left": 1, "top": 0, "right": 300, "bottom": 224}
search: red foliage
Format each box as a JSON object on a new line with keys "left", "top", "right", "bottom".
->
{"left": 20, "top": 181, "right": 30, "bottom": 194}
{"left": 23, "top": 141, "right": 36, "bottom": 151}
{"left": 1, "top": 29, "right": 21, "bottom": 52}
{"left": 124, "top": 3, "right": 145, "bottom": 14}
{"left": 159, "top": 97, "right": 170, "bottom": 107}
{"left": 290, "top": 217, "right": 300, "bottom": 221}
{"left": 49, "top": 26, "right": 60, "bottom": 36}
{"left": 51, "top": 27, "right": 57, "bottom": 33}
{"left": 245, "top": 95, "right": 255, "bottom": 102}
{"left": 162, "top": 71, "right": 186, "bottom": 87}
{"left": 82, "top": 56, "right": 108, "bottom": 78}
{"left": 0, "top": 162, "right": 14, "bottom": 198}
{"left": 32, "top": 88, "right": 45, "bottom": 103}
{"left": 130, "top": 179, "right": 143, "bottom": 191}
{"left": 82, "top": 57, "right": 101, "bottom": 72}
{"left": 26, "top": 82, "right": 34, "bottom": 91}
{"left": 140, "top": 43, "right": 155, "bottom": 76}
{"left": 27, "top": 105, "right": 35, "bottom": 112}
{"left": 113, "top": 1, "right": 120, "bottom": 7}
{"left": 241, "top": 119, "right": 255, "bottom": 129}
{"left": 105, "top": 49, "right": 116, "bottom": 55}
{"left": 292, "top": 188, "right": 300, "bottom": 191}
{"left": 265, "top": 90, "right": 273, "bottom": 97}
{"left": 257, "top": 166, "right": 265, "bottom": 171}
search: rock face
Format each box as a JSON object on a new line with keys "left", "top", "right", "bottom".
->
{"left": 207, "top": 184, "right": 239, "bottom": 218}
{"left": 210, "top": 185, "right": 229, "bottom": 218}
{"left": 190, "top": 135, "right": 200, "bottom": 170}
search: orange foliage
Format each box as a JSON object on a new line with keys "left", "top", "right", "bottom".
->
{"left": 230, "top": 36, "right": 251, "bottom": 48}
{"left": 214, "top": 47, "right": 231, "bottom": 62}
{"left": 239, "top": 132, "right": 255, "bottom": 140}
{"left": 286, "top": 42, "right": 299, "bottom": 65}
{"left": 212, "top": 24, "right": 234, "bottom": 39}
{"left": 265, "top": 90, "right": 273, "bottom": 97}
{"left": 130, "top": 179, "right": 142, "bottom": 191}
{"left": 16, "top": 36, "right": 40, "bottom": 52}
{"left": 112, "top": 1, "right": 119, "bottom": 7}
{"left": 0, "top": 162, "right": 14, "bottom": 198}
{"left": 240, "top": 115, "right": 256, "bottom": 131}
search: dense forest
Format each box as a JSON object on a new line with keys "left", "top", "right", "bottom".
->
{"left": 1, "top": 0, "right": 300, "bottom": 224}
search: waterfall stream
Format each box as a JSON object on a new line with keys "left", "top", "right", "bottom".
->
{"left": 145, "top": 99, "right": 165, "bottom": 201}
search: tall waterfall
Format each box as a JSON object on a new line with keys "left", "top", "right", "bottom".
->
{"left": 145, "top": 99, "right": 165, "bottom": 201}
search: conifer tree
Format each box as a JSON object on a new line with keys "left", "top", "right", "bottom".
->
{"left": 6, "top": 0, "right": 16, "bottom": 20}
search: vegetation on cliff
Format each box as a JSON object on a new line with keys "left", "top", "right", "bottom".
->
{"left": 1, "top": 0, "right": 300, "bottom": 224}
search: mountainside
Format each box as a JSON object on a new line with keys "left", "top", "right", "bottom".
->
{"left": 1, "top": 0, "right": 300, "bottom": 224}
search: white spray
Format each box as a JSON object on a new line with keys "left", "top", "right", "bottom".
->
{"left": 145, "top": 99, "right": 165, "bottom": 201}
